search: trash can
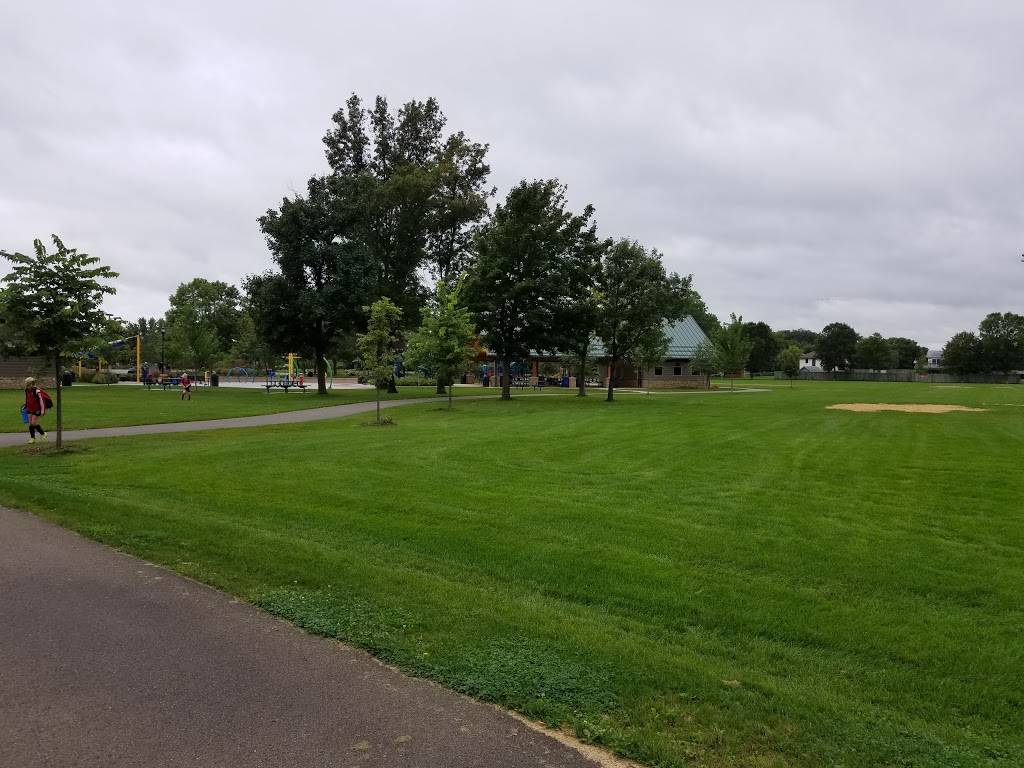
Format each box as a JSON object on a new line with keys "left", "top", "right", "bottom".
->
{"left": 210, "top": 372, "right": 219, "bottom": 387}
{"left": 62, "top": 370, "right": 74, "bottom": 387}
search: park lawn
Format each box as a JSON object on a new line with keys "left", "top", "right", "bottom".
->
{"left": 0, "top": 383, "right": 489, "bottom": 432}
{"left": 0, "top": 381, "right": 1021, "bottom": 767}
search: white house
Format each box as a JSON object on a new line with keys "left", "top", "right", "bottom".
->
{"left": 800, "top": 351, "right": 823, "bottom": 372}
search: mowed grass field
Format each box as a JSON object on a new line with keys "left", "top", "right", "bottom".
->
{"left": 0, "top": 381, "right": 1021, "bottom": 767}
{"left": 0, "top": 383, "right": 481, "bottom": 431}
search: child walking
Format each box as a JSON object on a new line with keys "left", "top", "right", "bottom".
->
{"left": 180, "top": 372, "right": 192, "bottom": 401}
{"left": 23, "top": 377, "right": 48, "bottom": 444}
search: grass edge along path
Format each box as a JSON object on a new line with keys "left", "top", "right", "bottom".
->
{"left": 0, "top": 385, "right": 1020, "bottom": 767}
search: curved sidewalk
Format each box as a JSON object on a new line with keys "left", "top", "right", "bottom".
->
{"left": 0, "top": 387, "right": 768, "bottom": 449}
{"left": 0, "top": 396, "right": 450, "bottom": 448}
{"left": 0, "top": 506, "right": 613, "bottom": 768}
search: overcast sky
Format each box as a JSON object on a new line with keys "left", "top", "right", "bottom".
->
{"left": 2, "top": 2, "right": 1021, "bottom": 349}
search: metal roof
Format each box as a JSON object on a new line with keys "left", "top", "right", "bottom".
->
{"left": 588, "top": 315, "right": 710, "bottom": 359}
{"left": 663, "top": 315, "right": 711, "bottom": 358}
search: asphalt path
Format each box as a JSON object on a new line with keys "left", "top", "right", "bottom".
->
{"left": 0, "top": 387, "right": 768, "bottom": 449}
{"left": 0, "top": 507, "right": 609, "bottom": 768}
{"left": 0, "top": 396, "right": 452, "bottom": 448}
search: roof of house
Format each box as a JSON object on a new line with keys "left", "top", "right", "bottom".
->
{"left": 588, "top": 315, "right": 710, "bottom": 359}
{"left": 663, "top": 315, "right": 711, "bottom": 358}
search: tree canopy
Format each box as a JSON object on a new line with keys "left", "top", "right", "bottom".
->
{"left": 742, "top": 321, "right": 780, "bottom": 373}
{"left": 855, "top": 333, "right": 894, "bottom": 371}
{"left": 594, "top": 239, "right": 686, "bottom": 401}
{"left": 464, "top": 179, "right": 600, "bottom": 400}
{"left": 817, "top": 322, "right": 859, "bottom": 372}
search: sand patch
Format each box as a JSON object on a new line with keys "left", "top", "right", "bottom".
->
{"left": 827, "top": 403, "right": 988, "bottom": 414}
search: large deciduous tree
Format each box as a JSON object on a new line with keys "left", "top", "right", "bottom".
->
{"left": 942, "top": 331, "right": 983, "bottom": 375}
{"left": 248, "top": 175, "right": 371, "bottom": 394}
{"left": 742, "top": 321, "right": 780, "bottom": 373}
{"left": 817, "top": 322, "right": 859, "bottom": 372}
{"left": 978, "top": 312, "right": 1024, "bottom": 373}
{"left": 464, "top": 179, "right": 599, "bottom": 401}
{"left": 594, "top": 239, "right": 685, "bottom": 402}
{"left": 0, "top": 235, "right": 118, "bottom": 448}
{"left": 322, "top": 94, "right": 492, "bottom": 316}
{"left": 887, "top": 337, "right": 926, "bottom": 370}
{"left": 855, "top": 333, "right": 894, "bottom": 371}
{"left": 164, "top": 278, "right": 244, "bottom": 372}
{"left": 777, "top": 328, "right": 819, "bottom": 351}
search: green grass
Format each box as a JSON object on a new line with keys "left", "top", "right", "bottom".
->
{"left": 0, "top": 381, "right": 1021, "bottom": 767}
{"left": 0, "top": 383, "right": 486, "bottom": 431}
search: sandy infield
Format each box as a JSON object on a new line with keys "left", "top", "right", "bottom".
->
{"left": 827, "top": 403, "right": 988, "bottom": 413}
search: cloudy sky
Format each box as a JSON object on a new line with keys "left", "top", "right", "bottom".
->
{"left": 2, "top": 2, "right": 1021, "bottom": 349}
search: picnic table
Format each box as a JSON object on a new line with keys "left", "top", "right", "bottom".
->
{"left": 264, "top": 379, "right": 307, "bottom": 393}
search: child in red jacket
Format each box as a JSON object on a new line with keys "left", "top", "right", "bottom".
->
{"left": 23, "top": 377, "right": 48, "bottom": 444}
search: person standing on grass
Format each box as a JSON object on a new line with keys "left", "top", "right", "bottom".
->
{"left": 180, "top": 372, "right": 192, "bottom": 401}
{"left": 23, "top": 377, "right": 48, "bottom": 444}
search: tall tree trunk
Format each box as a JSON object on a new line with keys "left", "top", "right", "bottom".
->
{"left": 605, "top": 357, "right": 615, "bottom": 402}
{"left": 54, "top": 353, "right": 63, "bottom": 449}
{"left": 316, "top": 348, "right": 327, "bottom": 395}
{"left": 436, "top": 375, "right": 446, "bottom": 395}
{"left": 501, "top": 357, "right": 511, "bottom": 401}
{"left": 576, "top": 349, "right": 587, "bottom": 397}
{"left": 387, "top": 375, "right": 398, "bottom": 394}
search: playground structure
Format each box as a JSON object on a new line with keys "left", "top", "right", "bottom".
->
{"left": 77, "top": 334, "right": 142, "bottom": 383}
{"left": 263, "top": 353, "right": 334, "bottom": 390}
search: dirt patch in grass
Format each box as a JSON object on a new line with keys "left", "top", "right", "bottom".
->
{"left": 827, "top": 403, "right": 988, "bottom": 414}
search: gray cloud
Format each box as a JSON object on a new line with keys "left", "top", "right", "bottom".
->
{"left": 2, "top": 1, "right": 1021, "bottom": 349}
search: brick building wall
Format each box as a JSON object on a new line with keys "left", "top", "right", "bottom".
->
{"left": 0, "top": 357, "right": 55, "bottom": 389}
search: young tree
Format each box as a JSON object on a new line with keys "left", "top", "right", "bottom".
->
{"left": 715, "top": 314, "right": 754, "bottom": 389}
{"left": 464, "top": 179, "right": 598, "bottom": 400}
{"left": 248, "top": 175, "right": 371, "bottom": 394}
{"left": 778, "top": 344, "right": 802, "bottom": 386}
{"left": 404, "top": 279, "right": 476, "bottom": 409}
{"left": 629, "top": 328, "right": 669, "bottom": 395}
{"left": 817, "top": 322, "right": 859, "bottom": 372}
{"left": 855, "top": 333, "right": 894, "bottom": 371}
{"left": 595, "top": 239, "right": 685, "bottom": 402}
{"left": 356, "top": 298, "right": 404, "bottom": 424}
{"left": 942, "top": 331, "right": 983, "bottom": 375}
{"left": 742, "top": 321, "right": 780, "bottom": 373}
{"left": 690, "top": 340, "right": 720, "bottom": 390}
{"left": 0, "top": 235, "right": 118, "bottom": 448}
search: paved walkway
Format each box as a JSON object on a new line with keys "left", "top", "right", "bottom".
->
{"left": 0, "top": 507, "right": 609, "bottom": 768}
{"left": 0, "top": 396, "right": 450, "bottom": 448}
{"left": 0, "top": 387, "right": 768, "bottom": 449}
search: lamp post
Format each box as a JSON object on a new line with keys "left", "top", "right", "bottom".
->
{"left": 160, "top": 328, "right": 165, "bottom": 372}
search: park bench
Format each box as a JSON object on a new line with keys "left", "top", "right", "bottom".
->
{"left": 264, "top": 379, "right": 308, "bottom": 393}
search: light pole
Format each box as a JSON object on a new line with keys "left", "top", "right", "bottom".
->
{"left": 160, "top": 328, "right": 165, "bottom": 371}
